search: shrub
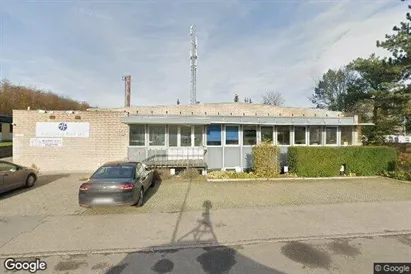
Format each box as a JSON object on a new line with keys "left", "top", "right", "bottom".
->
{"left": 288, "top": 146, "right": 397, "bottom": 177}
{"left": 207, "top": 171, "right": 259, "bottom": 179}
{"left": 181, "top": 168, "right": 201, "bottom": 180}
{"left": 252, "top": 142, "right": 281, "bottom": 177}
{"left": 382, "top": 152, "right": 411, "bottom": 181}
{"left": 397, "top": 153, "right": 411, "bottom": 173}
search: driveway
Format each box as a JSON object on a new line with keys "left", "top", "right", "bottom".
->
{"left": 0, "top": 174, "right": 411, "bottom": 216}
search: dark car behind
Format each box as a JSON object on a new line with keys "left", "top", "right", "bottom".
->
{"left": 78, "top": 161, "right": 154, "bottom": 207}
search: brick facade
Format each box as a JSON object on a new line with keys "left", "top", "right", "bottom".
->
{"left": 12, "top": 110, "right": 129, "bottom": 172}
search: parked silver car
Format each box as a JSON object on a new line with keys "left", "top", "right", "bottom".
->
{"left": 78, "top": 161, "right": 155, "bottom": 207}
{"left": 0, "top": 160, "right": 38, "bottom": 194}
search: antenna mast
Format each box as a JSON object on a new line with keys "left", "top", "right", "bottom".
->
{"left": 190, "top": 25, "right": 198, "bottom": 104}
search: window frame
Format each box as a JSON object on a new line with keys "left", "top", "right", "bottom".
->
{"left": 242, "top": 125, "right": 257, "bottom": 146}
{"left": 340, "top": 126, "right": 353, "bottom": 146}
{"left": 293, "top": 126, "right": 307, "bottom": 146}
{"left": 148, "top": 125, "right": 166, "bottom": 147}
{"left": 325, "top": 126, "right": 338, "bottom": 146}
{"left": 225, "top": 125, "right": 240, "bottom": 146}
{"left": 261, "top": 126, "right": 274, "bottom": 144}
{"left": 129, "top": 124, "right": 146, "bottom": 147}
{"left": 309, "top": 126, "right": 323, "bottom": 146}
{"left": 193, "top": 125, "right": 204, "bottom": 147}
{"left": 276, "top": 125, "right": 291, "bottom": 146}
{"left": 206, "top": 125, "right": 222, "bottom": 146}
{"left": 168, "top": 125, "right": 178, "bottom": 147}
{"left": 180, "top": 125, "right": 192, "bottom": 147}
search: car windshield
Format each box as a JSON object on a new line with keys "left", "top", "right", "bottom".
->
{"left": 91, "top": 165, "right": 135, "bottom": 179}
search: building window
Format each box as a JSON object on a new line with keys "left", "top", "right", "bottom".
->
{"left": 294, "top": 126, "right": 306, "bottom": 145}
{"left": 225, "top": 126, "right": 239, "bottom": 145}
{"left": 169, "top": 125, "right": 178, "bottom": 147}
{"left": 207, "top": 125, "right": 222, "bottom": 146}
{"left": 277, "top": 126, "right": 290, "bottom": 145}
{"left": 9, "top": 125, "right": 12, "bottom": 133}
{"left": 149, "top": 125, "right": 165, "bottom": 146}
{"left": 340, "top": 126, "right": 352, "bottom": 145}
{"left": 326, "top": 127, "right": 337, "bottom": 145}
{"left": 180, "top": 125, "right": 192, "bottom": 147}
{"left": 243, "top": 126, "right": 257, "bottom": 145}
{"left": 129, "top": 125, "right": 145, "bottom": 146}
{"left": 309, "top": 126, "right": 322, "bottom": 145}
{"left": 194, "top": 126, "right": 203, "bottom": 146}
{"left": 261, "top": 126, "right": 273, "bottom": 143}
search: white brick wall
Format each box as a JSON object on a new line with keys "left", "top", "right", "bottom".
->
{"left": 12, "top": 110, "right": 129, "bottom": 172}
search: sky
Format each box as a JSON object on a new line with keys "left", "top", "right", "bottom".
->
{"left": 0, "top": 0, "right": 408, "bottom": 108}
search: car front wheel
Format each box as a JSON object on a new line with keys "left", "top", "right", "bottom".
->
{"left": 25, "top": 174, "right": 36, "bottom": 188}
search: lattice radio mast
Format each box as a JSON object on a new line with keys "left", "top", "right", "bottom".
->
{"left": 190, "top": 25, "right": 198, "bottom": 104}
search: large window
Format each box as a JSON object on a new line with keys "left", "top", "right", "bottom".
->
{"left": 129, "top": 125, "right": 145, "bottom": 146}
{"left": 225, "top": 126, "right": 239, "bottom": 145}
{"left": 340, "top": 126, "right": 352, "bottom": 145}
{"left": 180, "top": 125, "right": 192, "bottom": 147}
{"left": 169, "top": 125, "right": 178, "bottom": 147}
{"left": 326, "top": 127, "right": 337, "bottom": 145}
{"left": 294, "top": 126, "right": 306, "bottom": 145}
{"left": 309, "top": 126, "right": 322, "bottom": 145}
{"left": 194, "top": 126, "right": 203, "bottom": 146}
{"left": 149, "top": 125, "right": 165, "bottom": 146}
{"left": 277, "top": 126, "right": 290, "bottom": 145}
{"left": 261, "top": 126, "right": 273, "bottom": 143}
{"left": 207, "top": 125, "right": 222, "bottom": 146}
{"left": 243, "top": 126, "right": 257, "bottom": 145}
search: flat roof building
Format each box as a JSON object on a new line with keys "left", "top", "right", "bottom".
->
{"left": 12, "top": 103, "right": 363, "bottom": 172}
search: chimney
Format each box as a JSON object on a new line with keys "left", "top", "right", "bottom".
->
{"left": 124, "top": 75, "right": 131, "bottom": 107}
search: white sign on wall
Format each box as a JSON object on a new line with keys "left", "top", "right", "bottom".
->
{"left": 30, "top": 138, "right": 63, "bottom": 147}
{"left": 36, "top": 122, "right": 90, "bottom": 138}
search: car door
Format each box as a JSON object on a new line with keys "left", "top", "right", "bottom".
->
{"left": 0, "top": 162, "right": 22, "bottom": 191}
{"left": 136, "top": 163, "right": 150, "bottom": 190}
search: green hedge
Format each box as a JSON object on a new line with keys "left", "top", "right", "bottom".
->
{"left": 252, "top": 142, "right": 281, "bottom": 177}
{"left": 288, "top": 146, "right": 397, "bottom": 177}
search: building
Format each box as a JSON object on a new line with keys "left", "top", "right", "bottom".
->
{"left": 0, "top": 115, "right": 12, "bottom": 142}
{"left": 12, "top": 103, "right": 363, "bottom": 172}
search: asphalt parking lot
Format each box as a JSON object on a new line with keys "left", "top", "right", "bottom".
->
{"left": 1, "top": 173, "right": 411, "bottom": 217}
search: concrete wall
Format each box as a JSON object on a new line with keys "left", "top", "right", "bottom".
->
{"left": 12, "top": 110, "right": 129, "bottom": 172}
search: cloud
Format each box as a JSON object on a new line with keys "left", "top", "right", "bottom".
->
{"left": 0, "top": 0, "right": 407, "bottom": 108}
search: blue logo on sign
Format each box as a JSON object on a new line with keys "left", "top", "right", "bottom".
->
{"left": 58, "top": 123, "right": 68, "bottom": 131}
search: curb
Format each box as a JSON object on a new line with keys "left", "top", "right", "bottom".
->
{"left": 381, "top": 176, "right": 411, "bottom": 185}
{"left": 206, "top": 176, "right": 380, "bottom": 182}
{"left": 1, "top": 230, "right": 411, "bottom": 259}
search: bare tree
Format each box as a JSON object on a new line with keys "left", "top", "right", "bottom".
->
{"left": 262, "top": 91, "right": 285, "bottom": 106}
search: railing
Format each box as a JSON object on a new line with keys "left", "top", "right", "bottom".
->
{"left": 142, "top": 147, "right": 207, "bottom": 168}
